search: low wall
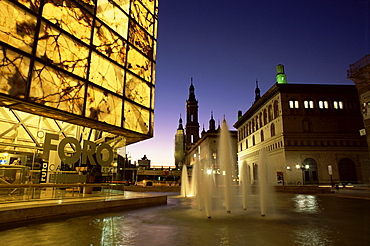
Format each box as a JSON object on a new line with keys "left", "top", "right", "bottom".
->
{"left": 123, "top": 185, "right": 181, "bottom": 192}
{"left": 0, "top": 195, "right": 167, "bottom": 225}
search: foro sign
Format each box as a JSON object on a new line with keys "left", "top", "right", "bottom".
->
{"left": 42, "top": 133, "right": 113, "bottom": 166}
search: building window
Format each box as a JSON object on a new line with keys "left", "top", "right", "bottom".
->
{"left": 191, "top": 135, "right": 194, "bottom": 143}
{"left": 304, "top": 100, "right": 314, "bottom": 109}
{"left": 260, "top": 130, "right": 264, "bottom": 142}
{"left": 271, "top": 123, "right": 275, "bottom": 137}
{"left": 263, "top": 109, "right": 267, "bottom": 124}
{"left": 333, "top": 101, "right": 343, "bottom": 109}
{"left": 252, "top": 135, "right": 255, "bottom": 146}
{"left": 319, "top": 100, "right": 329, "bottom": 109}
{"left": 289, "top": 100, "right": 299, "bottom": 109}
{"left": 259, "top": 112, "right": 263, "bottom": 126}
{"left": 273, "top": 100, "right": 279, "bottom": 118}
{"left": 268, "top": 105, "right": 273, "bottom": 121}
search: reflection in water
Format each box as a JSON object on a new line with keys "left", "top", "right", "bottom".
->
{"left": 293, "top": 226, "right": 334, "bottom": 246}
{"left": 292, "top": 194, "right": 321, "bottom": 214}
{"left": 0, "top": 194, "right": 369, "bottom": 246}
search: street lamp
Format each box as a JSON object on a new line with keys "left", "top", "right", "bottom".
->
{"left": 296, "top": 164, "right": 309, "bottom": 185}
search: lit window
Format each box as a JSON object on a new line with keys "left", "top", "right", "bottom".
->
{"left": 319, "top": 101, "right": 329, "bottom": 109}
{"left": 304, "top": 100, "right": 314, "bottom": 109}
{"left": 289, "top": 100, "right": 299, "bottom": 108}
{"left": 333, "top": 101, "right": 343, "bottom": 109}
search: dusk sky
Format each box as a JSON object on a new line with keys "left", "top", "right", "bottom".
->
{"left": 127, "top": 0, "right": 369, "bottom": 167}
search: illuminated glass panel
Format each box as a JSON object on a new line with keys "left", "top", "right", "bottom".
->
{"left": 0, "top": 0, "right": 158, "bottom": 143}
{"left": 125, "top": 72, "right": 151, "bottom": 108}
{"left": 140, "top": 0, "right": 155, "bottom": 13}
{"left": 127, "top": 46, "right": 152, "bottom": 82}
{"left": 89, "top": 52, "right": 124, "bottom": 95}
{"left": 14, "top": 0, "right": 40, "bottom": 12}
{"left": 42, "top": 0, "right": 93, "bottom": 44}
{"left": 30, "top": 62, "right": 85, "bottom": 114}
{"left": 96, "top": 0, "right": 129, "bottom": 39}
{"left": 129, "top": 20, "right": 153, "bottom": 59}
{"left": 153, "top": 40, "right": 157, "bottom": 61}
{"left": 0, "top": 46, "right": 30, "bottom": 98}
{"left": 114, "top": 0, "right": 130, "bottom": 13}
{"left": 37, "top": 22, "right": 89, "bottom": 78}
{"left": 131, "top": 0, "right": 154, "bottom": 36}
{"left": 86, "top": 85, "right": 122, "bottom": 126}
{"left": 0, "top": 1, "right": 37, "bottom": 53}
{"left": 93, "top": 20, "right": 127, "bottom": 64}
{"left": 124, "top": 101, "right": 150, "bottom": 134}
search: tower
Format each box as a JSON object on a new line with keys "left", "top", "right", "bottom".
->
{"left": 174, "top": 115, "right": 185, "bottom": 169}
{"left": 209, "top": 111, "right": 216, "bottom": 132}
{"left": 254, "top": 80, "right": 261, "bottom": 103}
{"left": 185, "top": 78, "right": 200, "bottom": 150}
{"left": 276, "top": 64, "right": 287, "bottom": 84}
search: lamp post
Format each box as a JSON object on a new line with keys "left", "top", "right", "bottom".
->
{"left": 296, "top": 164, "right": 309, "bottom": 185}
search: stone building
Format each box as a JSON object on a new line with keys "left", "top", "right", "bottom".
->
{"left": 347, "top": 54, "right": 370, "bottom": 157}
{"left": 234, "top": 66, "right": 370, "bottom": 185}
{"left": 174, "top": 80, "right": 237, "bottom": 172}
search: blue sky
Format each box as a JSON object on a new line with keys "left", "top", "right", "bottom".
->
{"left": 127, "top": 0, "right": 369, "bottom": 167}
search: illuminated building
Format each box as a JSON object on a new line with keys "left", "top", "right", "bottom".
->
{"left": 234, "top": 65, "right": 370, "bottom": 185}
{"left": 176, "top": 81, "right": 237, "bottom": 172}
{"left": 347, "top": 54, "right": 370, "bottom": 158}
{"left": 0, "top": 0, "right": 158, "bottom": 183}
{"left": 174, "top": 116, "right": 185, "bottom": 169}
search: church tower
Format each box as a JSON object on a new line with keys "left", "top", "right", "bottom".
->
{"left": 185, "top": 78, "right": 200, "bottom": 150}
{"left": 254, "top": 80, "right": 261, "bottom": 103}
{"left": 174, "top": 115, "right": 185, "bottom": 169}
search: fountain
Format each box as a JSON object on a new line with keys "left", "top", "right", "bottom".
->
{"left": 184, "top": 120, "right": 275, "bottom": 218}
{"left": 180, "top": 164, "right": 191, "bottom": 197}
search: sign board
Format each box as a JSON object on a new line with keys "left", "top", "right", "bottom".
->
{"left": 40, "top": 161, "right": 49, "bottom": 183}
{"left": 328, "top": 165, "right": 333, "bottom": 175}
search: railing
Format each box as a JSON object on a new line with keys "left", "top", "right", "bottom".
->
{"left": 0, "top": 183, "right": 125, "bottom": 203}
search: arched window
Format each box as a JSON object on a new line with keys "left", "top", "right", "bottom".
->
{"left": 268, "top": 105, "right": 273, "bottom": 122}
{"left": 260, "top": 130, "right": 264, "bottom": 142}
{"left": 273, "top": 100, "right": 279, "bottom": 119}
{"left": 263, "top": 109, "right": 268, "bottom": 124}
{"left": 270, "top": 123, "right": 275, "bottom": 137}
{"left": 255, "top": 116, "right": 259, "bottom": 130}
{"left": 259, "top": 112, "right": 263, "bottom": 126}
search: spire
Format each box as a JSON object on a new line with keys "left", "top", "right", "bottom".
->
{"left": 201, "top": 124, "right": 206, "bottom": 135}
{"left": 177, "top": 114, "right": 183, "bottom": 130}
{"left": 254, "top": 79, "right": 261, "bottom": 103}
{"left": 209, "top": 111, "right": 216, "bottom": 132}
{"left": 188, "top": 77, "right": 196, "bottom": 101}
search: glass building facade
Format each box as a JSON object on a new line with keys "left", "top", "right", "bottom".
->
{"left": 0, "top": 0, "right": 158, "bottom": 145}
